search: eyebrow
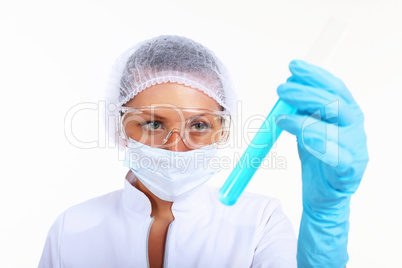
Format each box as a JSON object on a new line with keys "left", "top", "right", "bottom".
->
{"left": 138, "top": 110, "right": 212, "bottom": 121}
{"left": 138, "top": 110, "right": 167, "bottom": 120}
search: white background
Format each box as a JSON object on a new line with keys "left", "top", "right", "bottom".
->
{"left": 1, "top": 0, "right": 401, "bottom": 267}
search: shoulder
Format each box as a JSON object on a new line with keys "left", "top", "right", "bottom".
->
{"left": 55, "top": 189, "right": 124, "bottom": 233}
{"left": 65, "top": 189, "right": 123, "bottom": 215}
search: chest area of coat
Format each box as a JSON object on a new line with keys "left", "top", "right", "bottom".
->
{"left": 154, "top": 217, "right": 257, "bottom": 267}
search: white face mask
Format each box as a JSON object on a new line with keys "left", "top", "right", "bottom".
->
{"left": 123, "top": 138, "right": 221, "bottom": 201}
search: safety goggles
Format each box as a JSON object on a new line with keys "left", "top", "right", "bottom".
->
{"left": 119, "top": 105, "right": 231, "bottom": 149}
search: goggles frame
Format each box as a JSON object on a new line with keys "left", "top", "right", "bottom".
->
{"left": 119, "top": 105, "right": 231, "bottom": 149}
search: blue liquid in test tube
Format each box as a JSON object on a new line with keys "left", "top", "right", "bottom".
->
{"left": 218, "top": 99, "right": 297, "bottom": 206}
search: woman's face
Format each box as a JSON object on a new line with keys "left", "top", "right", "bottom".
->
{"left": 124, "top": 83, "right": 222, "bottom": 152}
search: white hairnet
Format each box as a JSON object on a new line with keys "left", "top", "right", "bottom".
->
{"left": 104, "top": 35, "right": 237, "bottom": 149}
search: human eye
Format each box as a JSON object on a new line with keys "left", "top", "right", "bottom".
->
{"left": 190, "top": 121, "right": 212, "bottom": 133}
{"left": 140, "top": 121, "right": 163, "bottom": 131}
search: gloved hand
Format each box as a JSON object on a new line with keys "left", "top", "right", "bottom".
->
{"left": 276, "top": 60, "right": 369, "bottom": 268}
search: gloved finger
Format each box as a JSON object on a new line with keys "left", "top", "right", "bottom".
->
{"left": 275, "top": 113, "right": 305, "bottom": 137}
{"left": 278, "top": 114, "right": 369, "bottom": 193}
{"left": 328, "top": 145, "right": 365, "bottom": 194}
{"left": 277, "top": 114, "right": 340, "bottom": 164}
{"left": 278, "top": 81, "right": 339, "bottom": 111}
{"left": 276, "top": 113, "right": 337, "bottom": 140}
{"left": 277, "top": 81, "right": 360, "bottom": 126}
{"left": 297, "top": 119, "right": 368, "bottom": 172}
{"left": 335, "top": 123, "right": 369, "bottom": 180}
{"left": 288, "top": 60, "right": 356, "bottom": 105}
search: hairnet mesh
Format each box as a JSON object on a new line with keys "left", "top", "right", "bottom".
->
{"left": 104, "top": 35, "right": 237, "bottom": 148}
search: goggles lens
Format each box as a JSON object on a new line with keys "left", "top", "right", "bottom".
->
{"left": 120, "top": 106, "right": 230, "bottom": 149}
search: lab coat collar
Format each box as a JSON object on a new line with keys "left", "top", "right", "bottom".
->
{"left": 123, "top": 170, "right": 212, "bottom": 218}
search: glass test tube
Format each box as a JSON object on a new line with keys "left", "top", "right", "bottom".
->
{"left": 218, "top": 17, "right": 348, "bottom": 206}
{"left": 218, "top": 100, "right": 296, "bottom": 206}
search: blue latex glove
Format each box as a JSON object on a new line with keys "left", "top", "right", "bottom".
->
{"left": 276, "top": 60, "right": 369, "bottom": 268}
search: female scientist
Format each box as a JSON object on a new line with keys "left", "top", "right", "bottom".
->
{"left": 39, "top": 35, "right": 368, "bottom": 267}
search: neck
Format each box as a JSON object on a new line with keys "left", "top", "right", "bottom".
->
{"left": 135, "top": 179, "right": 174, "bottom": 220}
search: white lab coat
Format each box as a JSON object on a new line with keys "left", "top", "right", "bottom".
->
{"left": 39, "top": 171, "right": 296, "bottom": 267}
